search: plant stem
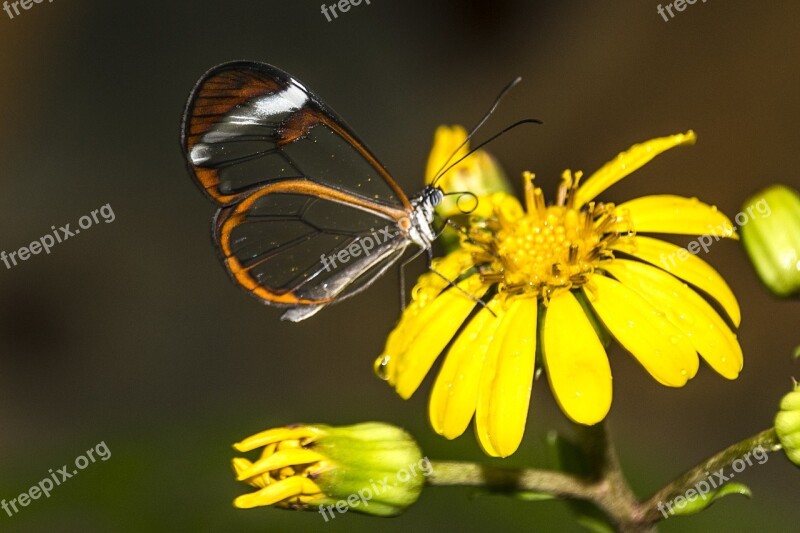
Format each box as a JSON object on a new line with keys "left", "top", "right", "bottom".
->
{"left": 640, "top": 427, "right": 781, "bottom": 522}
{"left": 427, "top": 422, "right": 653, "bottom": 532}
{"left": 425, "top": 425, "right": 782, "bottom": 532}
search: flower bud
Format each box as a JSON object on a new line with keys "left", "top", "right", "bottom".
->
{"left": 740, "top": 184, "right": 800, "bottom": 297}
{"left": 232, "top": 422, "right": 429, "bottom": 517}
{"left": 775, "top": 384, "right": 800, "bottom": 466}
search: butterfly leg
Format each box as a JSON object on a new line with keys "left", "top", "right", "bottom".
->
{"left": 398, "top": 245, "right": 428, "bottom": 312}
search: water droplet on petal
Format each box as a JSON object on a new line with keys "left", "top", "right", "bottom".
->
{"left": 373, "top": 355, "right": 391, "bottom": 380}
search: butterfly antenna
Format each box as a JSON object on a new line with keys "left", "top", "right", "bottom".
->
{"left": 442, "top": 190, "right": 479, "bottom": 214}
{"left": 431, "top": 76, "right": 523, "bottom": 187}
{"left": 433, "top": 118, "right": 542, "bottom": 183}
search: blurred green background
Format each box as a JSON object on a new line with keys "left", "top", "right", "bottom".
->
{"left": 1, "top": 1, "right": 798, "bottom": 531}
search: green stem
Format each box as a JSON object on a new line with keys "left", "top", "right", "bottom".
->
{"left": 640, "top": 427, "right": 781, "bottom": 522}
{"left": 428, "top": 422, "right": 653, "bottom": 532}
{"left": 426, "top": 425, "right": 782, "bottom": 532}
{"left": 426, "top": 461, "right": 595, "bottom": 500}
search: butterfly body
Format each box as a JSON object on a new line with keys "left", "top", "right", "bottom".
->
{"left": 181, "top": 61, "right": 441, "bottom": 321}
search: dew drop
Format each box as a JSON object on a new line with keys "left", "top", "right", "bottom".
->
{"left": 373, "top": 355, "right": 391, "bottom": 380}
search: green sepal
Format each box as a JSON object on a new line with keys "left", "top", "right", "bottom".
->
{"left": 311, "top": 423, "right": 427, "bottom": 516}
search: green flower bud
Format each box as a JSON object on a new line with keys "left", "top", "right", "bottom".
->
{"left": 775, "top": 384, "right": 800, "bottom": 466}
{"left": 740, "top": 184, "right": 800, "bottom": 297}
{"left": 232, "top": 422, "right": 430, "bottom": 518}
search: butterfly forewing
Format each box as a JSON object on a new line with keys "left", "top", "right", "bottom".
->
{"left": 182, "top": 61, "right": 409, "bottom": 209}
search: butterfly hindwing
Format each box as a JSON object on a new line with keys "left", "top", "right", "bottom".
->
{"left": 213, "top": 179, "right": 411, "bottom": 318}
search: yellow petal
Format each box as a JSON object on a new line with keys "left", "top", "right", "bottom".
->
{"left": 391, "top": 275, "right": 489, "bottom": 399}
{"left": 232, "top": 458, "right": 263, "bottom": 487}
{"left": 381, "top": 250, "right": 476, "bottom": 377}
{"left": 423, "top": 125, "right": 511, "bottom": 220}
{"left": 584, "top": 275, "right": 698, "bottom": 386}
{"left": 612, "top": 235, "right": 740, "bottom": 326}
{"left": 613, "top": 195, "right": 738, "bottom": 239}
{"left": 429, "top": 297, "right": 505, "bottom": 439}
{"left": 575, "top": 131, "right": 696, "bottom": 206}
{"left": 425, "top": 125, "right": 469, "bottom": 184}
{"left": 603, "top": 260, "right": 742, "bottom": 379}
{"left": 475, "top": 296, "right": 537, "bottom": 457}
{"left": 236, "top": 448, "right": 326, "bottom": 481}
{"left": 234, "top": 427, "right": 321, "bottom": 452}
{"left": 233, "top": 476, "right": 320, "bottom": 508}
{"left": 542, "top": 291, "right": 612, "bottom": 425}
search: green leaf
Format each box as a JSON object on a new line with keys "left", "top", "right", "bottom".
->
{"left": 662, "top": 483, "right": 751, "bottom": 517}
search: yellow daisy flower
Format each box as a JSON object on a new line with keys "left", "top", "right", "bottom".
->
{"left": 376, "top": 130, "right": 744, "bottom": 457}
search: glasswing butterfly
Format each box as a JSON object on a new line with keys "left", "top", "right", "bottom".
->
{"left": 181, "top": 61, "right": 533, "bottom": 322}
{"left": 181, "top": 61, "right": 447, "bottom": 322}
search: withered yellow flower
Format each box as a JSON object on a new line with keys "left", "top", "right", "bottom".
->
{"left": 377, "top": 129, "right": 743, "bottom": 457}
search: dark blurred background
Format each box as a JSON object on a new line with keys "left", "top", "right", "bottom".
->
{"left": 0, "top": 1, "right": 798, "bottom": 531}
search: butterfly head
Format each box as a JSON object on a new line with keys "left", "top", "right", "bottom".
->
{"left": 405, "top": 186, "right": 444, "bottom": 248}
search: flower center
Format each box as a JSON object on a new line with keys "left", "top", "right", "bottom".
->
{"left": 471, "top": 171, "right": 632, "bottom": 301}
{"left": 497, "top": 205, "right": 598, "bottom": 291}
